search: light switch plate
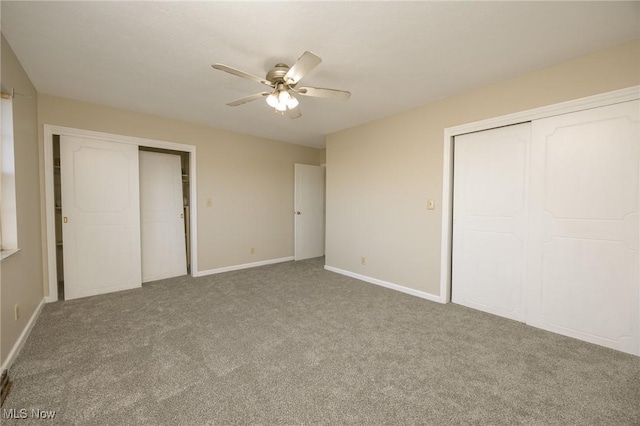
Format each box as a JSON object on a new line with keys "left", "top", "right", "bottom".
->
{"left": 427, "top": 199, "right": 435, "bottom": 210}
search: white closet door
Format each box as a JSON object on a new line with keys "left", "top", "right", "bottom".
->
{"left": 527, "top": 100, "right": 639, "bottom": 355}
{"left": 452, "top": 123, "right": 531, "bottom": 322}
{"left": 294, "top": 164, "right": 325, "bottom": 260}
{"left": 139, "top": 151, "right": 187, "bottom": 282}
{"left": 61, "top": 136, "right": 141, "bottom": 300}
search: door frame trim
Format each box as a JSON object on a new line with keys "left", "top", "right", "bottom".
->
{"left": 440, "top": 85, "right": 640, "bottom": 304}
{"left": 43, "top": 125, "right": 198, "bottom": 302}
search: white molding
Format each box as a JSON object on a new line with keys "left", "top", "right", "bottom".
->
{"left": 43, "top": 125, "right": 194, "bottom": 152}
{"left": 1, "top": 298, "right": 45, "bottom": 374}
{"left": 440, "top": 86, "right": 640, "bottom": 304}
{"left": 43, "top": 125, "right": 198, "bottom": 301}
{"left": 44, "top": 126, "right": 57, "bottom": 301}
{"left": 0, "top": 248, "right": 21, "bottom": 260}
{"left": 324, "top": 265, "right": 444, "bottom": 304}
{"left": 444, "top": 86, "right": 640, "bottom": 137}
{"left": 195, "top": 256, "right": 294, "bottom": 277}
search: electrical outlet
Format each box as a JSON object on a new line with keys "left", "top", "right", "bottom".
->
{"left": 250, "top": 247, "right": 255, "bottom": 255}
{"left": 360, "top": 257, "right": 366, "bottom": 265}
{"left": 14, "top": 303, "right": 19, "bottom": 321}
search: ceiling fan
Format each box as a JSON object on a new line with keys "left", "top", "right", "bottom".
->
{"left": 211, "top": 51, "right": 350, "bottom": 119}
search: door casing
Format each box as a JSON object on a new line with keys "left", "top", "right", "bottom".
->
{"left": 44, "top": 125, "right": 197, "bottom": 302}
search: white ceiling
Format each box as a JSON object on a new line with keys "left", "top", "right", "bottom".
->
{"left": 2, "top": 1, "right": 639, "bottom": 148}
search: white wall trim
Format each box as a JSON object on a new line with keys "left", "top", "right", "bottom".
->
{"left": 0, "top": 248, "right": 21, "bottom": 260}
{"left": 325, "top": 265, "right": 444, "bottom": 304}
{"left": 43, "top": 124, "right": 198, "bottom": 302}
{"left": 1, "top": 298, "right": 45, "bottom": 374}
{"left": 195, "top": 256, "right": 294, "bottom": 277}
{"left": 439, "top": 85, "right": 640, "bottom": 304}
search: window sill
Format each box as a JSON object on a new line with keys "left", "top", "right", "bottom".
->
{"left": 1, "top": 249, "right": 21, "bottom": 260}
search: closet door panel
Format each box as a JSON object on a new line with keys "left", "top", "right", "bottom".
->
{"left": 527, "top": 100, "right": 639, "bottom": 355}
{"left": 452, "top": 123, "right": 531, "bottom": 322}
{"left": 139, "top": 151, "right": 187, "bottom": 282}
{"left": 61, "top": 136, "right": 142, "bottom": 300}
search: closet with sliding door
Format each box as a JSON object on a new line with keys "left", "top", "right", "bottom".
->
{"left": 53, "top": 134, "right": 191, "bottom": 301}
{"left": 451, "top": 99, "right": 639, "bottom": 355}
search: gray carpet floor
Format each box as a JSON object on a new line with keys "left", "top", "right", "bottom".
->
{"left": 3, "top": 257, "right": 639, "bottom": 425}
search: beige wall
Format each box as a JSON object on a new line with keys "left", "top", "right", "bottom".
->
{"left": 37, "top": 95, "right": 323, "bottom": 281}
{"left": 1, "top": 35, "right": 44, "bottom": 365}
{"left": 326, "top": 39, "right": 640, "bottom": 297}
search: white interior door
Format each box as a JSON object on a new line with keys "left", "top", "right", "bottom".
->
{"left": 61, "top": 136, "right": 141, "bottom": 300}
{"left": 452, "top": 123, "right": 531, "bottom": 322}
{"left": 294, "top": 164, "right": 325, "bottom": 260}
{"left": 527, "top": 100, "right": 639, "bottom": 355}
{"left": 139, "top": 151, "right": 187, "bottom": 282}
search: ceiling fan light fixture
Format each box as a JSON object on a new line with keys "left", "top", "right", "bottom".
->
{"left": 267, "top": 88, "right": 298, "bottom": 112}
{"left": 287, "top": 95, "right": 299, "bottom": 109}
{"left": 212, "top": 51, "right": 350, "bottom": 120}
{"left": 278, "top": 89, "right": 292, "bottom": 105}
{"left": 266, "top": 92, "right": 279, "bottom": 108}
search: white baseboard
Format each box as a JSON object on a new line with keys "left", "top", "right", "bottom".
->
{"left": 195, "top": 256, "right": 294, "bottom": 277}
{"left": 1, "top": 298, "right": 45, "bottom": 374}
{"left": 324, "top": 265, "right": 444, "bottom": 304}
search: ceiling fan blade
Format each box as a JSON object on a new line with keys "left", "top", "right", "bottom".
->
{"left": 212, "top": 64, "right": 272, "bottom": 87}
{"left": 226, "top": 92, "right": 270, "bottom": 106}
{"left": 284, "top": 51, "right": 321, "bottom": 84}
{"left": 295, "top": 86, "right": 351, "bottom": 101}
{"left": 287, "top": 106, "right": 302, "bottom": 119}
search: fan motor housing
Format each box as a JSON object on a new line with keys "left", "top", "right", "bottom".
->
{"left": 266, "top": 63, "right": 290, "bottom": 84}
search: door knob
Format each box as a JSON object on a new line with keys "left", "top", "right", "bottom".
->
{"left": 296, "top": 211, "right": 301, "bottom": 215}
